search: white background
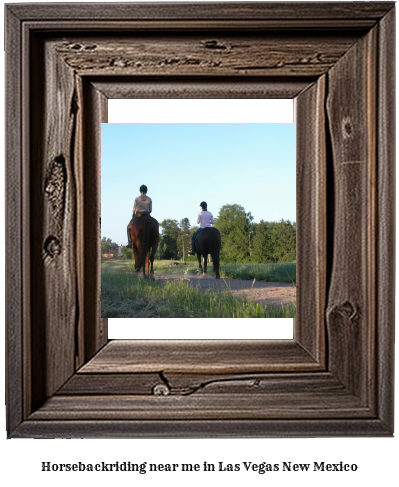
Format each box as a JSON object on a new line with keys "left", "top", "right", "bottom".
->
{"left": 1, "top": 1, "right": 398, "bottom": 486}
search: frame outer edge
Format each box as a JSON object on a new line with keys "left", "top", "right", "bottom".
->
{"left": 5, "top": 2, "right": 395, "bottom": 21}
{"left": 377, "top": 6, "right": 395, "bottom": 433}
{"left": 11, "top": 418, "right": 393, "bottom": 439}
{"left": 5, "top": 2, "right": 396, "bottom": 438}
{"left": 5, "top": 6, "right": 24, "bottom": 436}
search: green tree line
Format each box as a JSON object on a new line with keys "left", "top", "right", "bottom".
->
{"left": 214, "top": 204, "right": 296, "bottom": 264}
{"left": 104, "top": 204, "right": 296, "bottom": 264}
{"left": 158, "top": 204, "right": 296, "bottom": 263}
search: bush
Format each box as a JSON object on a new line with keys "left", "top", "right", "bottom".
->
{"left": 121, "top": 247, "right": 133, "bottom": 259}
{"left": 280, "top": 251, "right": 296, "bottom": 263}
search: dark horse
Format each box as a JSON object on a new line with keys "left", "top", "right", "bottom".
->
{"left": 130, "top": 215, "right": 159, "bottom": 279}
{"left": 194, "top": 227, "right": 221, "bottom": 279}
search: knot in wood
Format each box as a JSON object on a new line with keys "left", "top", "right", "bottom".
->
{"left": 327, "top": 301, "right": 358, "bottom": 323}
{"left": 152, "top": 383, "right": 170, "bottom": 396}
{"left": 202, "top": 40, "right": 227, "bottom": 50}
{"left": 43, "top": 236, "right": 61, "bottom": 259}
{"left": 342, "top": 119, "right": 353, "bottom": 137}
{"left": 83, "top": 44, "right": 97, "bottom": 51}
{"left": 339, "top": 301, "right": 358, "bottom": 321}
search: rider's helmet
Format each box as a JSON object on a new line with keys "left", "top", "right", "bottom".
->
{"left": 200, "top": 201, "right": 207, "bottom": 210}
{"left": 140, "top": 184, "right": 148, "bottom": 194}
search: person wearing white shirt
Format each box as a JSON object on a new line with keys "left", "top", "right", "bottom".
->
{"left": 188, "top": 201, "right": 214, "bottom": 255}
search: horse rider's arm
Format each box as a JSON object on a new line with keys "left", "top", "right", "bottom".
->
{"left": 210, "top": 214, "right": 215, "bottom": 224}
{"left": 197, "top": 213, "right": 201, "bottom": 225}
{"left": 149, "top": 200, "right": 152, "bottom": 213}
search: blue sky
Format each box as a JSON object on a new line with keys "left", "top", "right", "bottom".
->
{"left": 101, "top": 122, "right": 296, "bottom": 245}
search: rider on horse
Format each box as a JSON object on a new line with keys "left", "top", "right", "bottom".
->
{"left": 188, "top": 201, "right": 214, "bottom": 255}
{"left": 127, "top": 184, "right": 152, "bottom": 248}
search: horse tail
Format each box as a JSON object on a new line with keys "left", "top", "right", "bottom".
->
{"left": 210, "top": 229, "right": 221, "bottom": 276}
{"left": 137, "top": 220, "right": 150, "bottom": 271}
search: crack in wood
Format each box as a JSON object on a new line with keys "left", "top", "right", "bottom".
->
{"left": 164, "top": 374, "right": 278, "bottom": 396}
{"left": 70, "top": 89, "right": 79, "bottom": 116}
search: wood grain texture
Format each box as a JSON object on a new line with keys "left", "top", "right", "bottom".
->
{"left": 60, "top": 371, "right": 358, "bottom": 397}
{"left": 30, "top": 37, "right": 78, "bottom": 408}
{"left": 79, "top": 340, "right": 321, "bottom": 374}
{"left": 13, "top": 417, "right": 391, "bottom": 439}
{"left": 5, "top": 5, "right": 24, "bottom": 436}
{"left": 7, "top": 2, "right": 394, "bottom": 22}
{"left": 29, "top": 392, "right": 371, "bottom": 421}
{"left": 35, "top": 371, "right": 375, "bottom": 422}
{"left": 375, "top": 6, "right": 395, "bottom": 432}
{"left": 53, "top": 33, "right": 361, "bottom": 78}
{"left": 325, "top": 27, "right": 377, "bottom": 405}
{"left": 58, "top": 372, "right": 163, "bottom": 395}
{"left": 87, "top": 76, "right": 326, "bottom": 375}
{"left": 5, "top": 2, "right": 395, "bottom": 438}
{"left": 295, "top": 75, "right": 326, "bottom": 363}
{"left": 91, "top": 78, "right": 312, "bottom": 99}
{"left": 15, "top": 418, "right": 390, "bottom": 439}
{"left": 80, "top": 81, "right": 108, "bottom": 364}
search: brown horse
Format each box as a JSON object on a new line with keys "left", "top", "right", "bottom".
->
{"left": 130, "top": 215, "right": 159, "bottom": 278}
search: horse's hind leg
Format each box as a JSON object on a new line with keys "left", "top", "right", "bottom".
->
{"left": 144, "top": 250, "right": 150, "bottom": 279}
{"left": 197, "top": 254, "right": 203, "bottom": 274}
{"left": 203, "top": 254, "right": 208, "bottom": 274}
{"left": 133, "top": 246, "right": 139, "bottom": 274}
{"left": 149, "top": 250, "right": 156, "bottom": 279}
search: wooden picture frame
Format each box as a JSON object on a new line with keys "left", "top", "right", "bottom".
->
{"left": 5, "top": 2, "right": 395, "bottom": 438}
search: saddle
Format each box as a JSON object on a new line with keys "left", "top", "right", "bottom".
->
{"left": 127, "top": 212, "right": 150, "bottom": 230}
{"left": 135, "top": 211, "right": 150, "bottom": 219}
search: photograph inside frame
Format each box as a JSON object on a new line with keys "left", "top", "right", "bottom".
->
{"left": 101, "top": 99, "right": 296, "bottom": 339}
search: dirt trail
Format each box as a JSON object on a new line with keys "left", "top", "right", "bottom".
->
{"left": 154, "top": 273, "right": 296, "bottom": 308}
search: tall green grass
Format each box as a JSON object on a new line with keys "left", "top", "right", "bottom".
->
{"left": 219, "top": 262, "right": 296, "bottom": 284}
{"left": 101, "top": 271, "right": 296, "bottom": 319}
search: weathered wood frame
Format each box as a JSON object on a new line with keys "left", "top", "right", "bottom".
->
{"left": 5, "top": 2, "right": 395, "bottom": 438}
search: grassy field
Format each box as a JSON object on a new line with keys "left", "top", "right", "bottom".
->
{"left": 102, "top": 259, "right": 296, "bottom": 281}
{"left": 101, "top": 259, "right": 296, "bottom": 318}
{"left": 219, "top": 262, "right": 296, "bottom": 284}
